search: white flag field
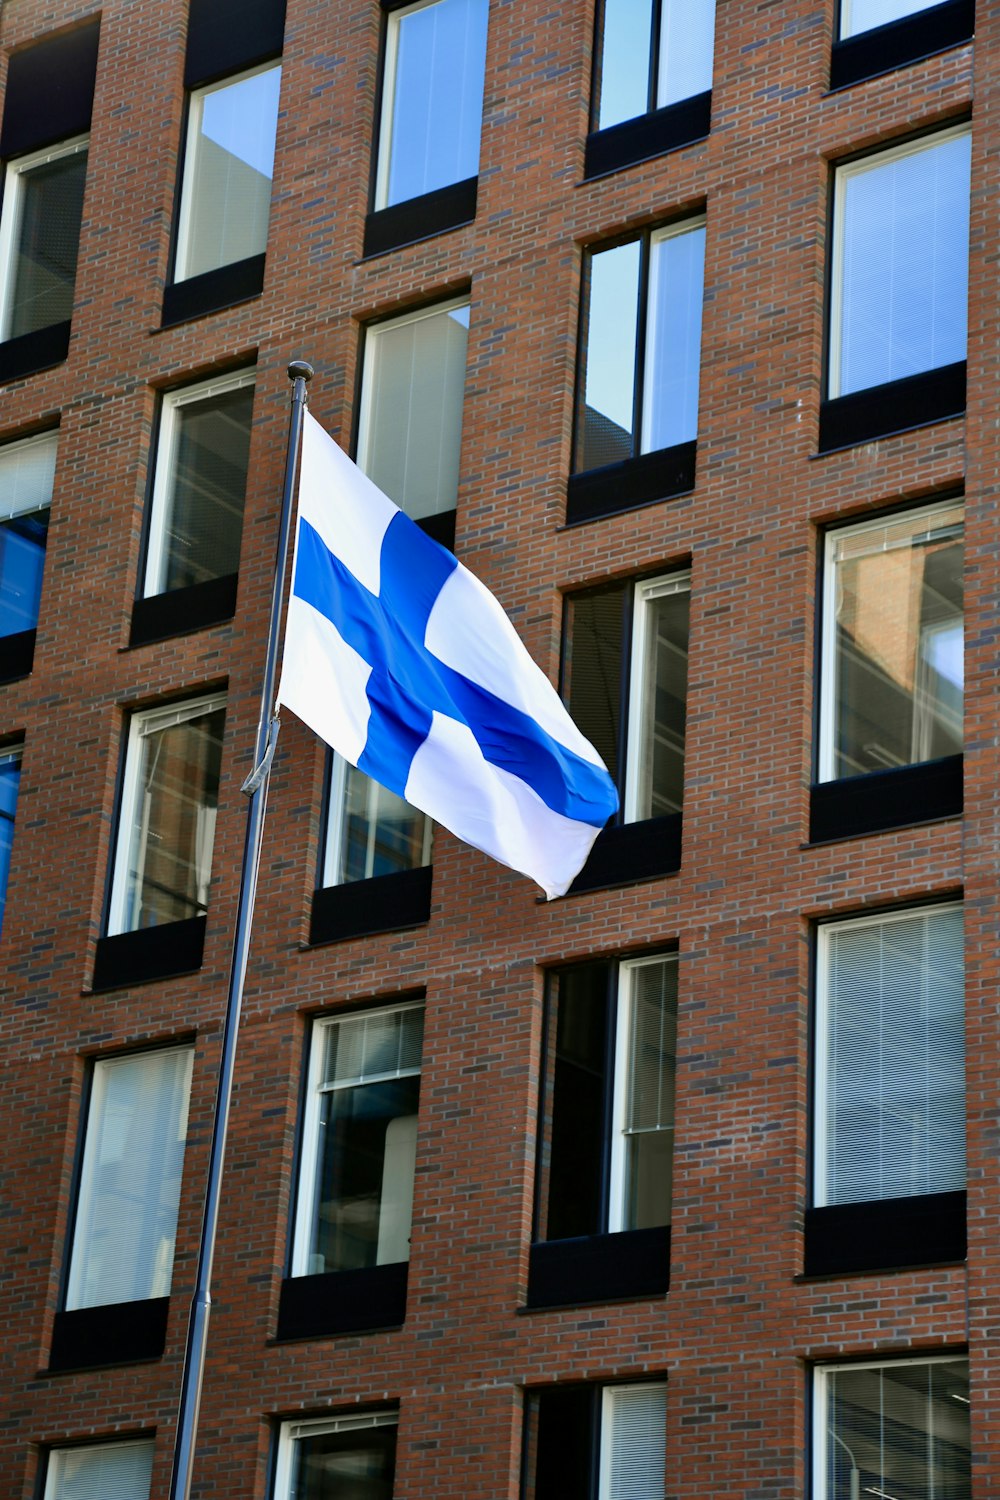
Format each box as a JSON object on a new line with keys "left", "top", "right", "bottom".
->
{"left": 276, "top": 413, "right": 618, "bottom": 899}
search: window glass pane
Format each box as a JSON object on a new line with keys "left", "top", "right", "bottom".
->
{"left": 540, "top": 966, "right": 609, "bottom": 1241}
{"left": 379, "top": 0, "right": 488, "bottom": 207}
{"left": 642, "top": 222, "right": 705, "bottom": 452}
{"left": 629, "top": 583, "right": 689, "bottom": 819}
{"left": 603, "top": 1384, "right": 667, "bottom": 1500}
{"left": 820, "top": 1360, "right": 970, "bottom": 1500}
{"left": 146, "top": 381, "right": 254, "bottom": 596}
{"left": 825, "top": 503, "right": 963, "bottom": 780}
{"left": 528, "top": 1387, "right": 596, "bottom": 1500}
{"left": 325, "top": 760, "right": 432, "bottom": 886}
{"left": 66, "top": 1048, "right": 193, "bottom": 1308}
{"left": 817, "top": 905, "right": 965, "bottom": 1206}
{"left": 0, "top": 509, "right": 47, "bottom": 637}
{"left": 576, "top": 241, "right": 640, "bottom": 472}
{"left": 0, "top": 749, "right": 21, "bottom": 939}
{"left": 565, "top": 586, "right": 626, "bottom": 792}
{"left": 831, "top": 130, "right": 970, "bottom": 398}
{"left": 114, "top": 699, "right": 226, "bottom": 933}
{"left": 45, "top": 1440, "right": 154, "bottom": 1500}
{"left": 175, "top": 65, "right": 280, "bottom": 282}
{"left": 657, "top": 0, "right": 716, "bottom": 107}
{"left": 841, "top": 0, "right": 940, "bottom": 38}
{"left": 287, "top": 1422, "right": 397, "bottom": 1500}
{"left": 620, "top": 961, "right": 676, "bottom": 1231}
{"left": 359, "top": 302, "right": 469, "bottom": 521}
{"left": 595, "top": 0, "right": 654, "bottom": 130}
{"left": 304, "top": 1008, "right": 424, "bottom": 1275}
{"left": 5, "top": 146, "right": 87, "bottom": 340}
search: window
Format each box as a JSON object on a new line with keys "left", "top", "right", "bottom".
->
{"left": 593, "top": 0, "right": 715, "bottom": 130}
{"left": 273, "top": 1412, "right": 397, "bottom": 1500}
{"left": 107, "top": 695, "right": 226, "bottom": 936}
{"left": 814, "top": 903, "right": 964, "bottom": 1209}
{"left": 292, "top": 1004, "right": 423, "bottom": 1278}
{"left": 830, "top": 0, "right": 974, "bottom": 89}
{"left": 374, "top": 0, "right": 488, "bottom": 210}
{"left": 323, "top": 758, "right": 432, "bottom": 888}
{"left": 43, "top": 1439, "right": 154, "bottom": 1500}
{"left": 0, "top": 429, "right": 55, "bottom": 677}
{"left": 0, "top": 746, "right": 21, "bottom": 939}
{"left": 64, "top": 1046, "right": 193, "bottom": 1310}
{"left": 840, "top": 0, "right": 956, "bottom": 38}
{"left": 173, "top": 63, "right": 280, "bottom": 284}
{"left": 530, "top": 956, "right": 676, "bottom": 1305}
{"left": 0, "top": 136, "right": 87, "bottom": 342}
{"left": 822, "top": 127, "right": 970, "bottom": 447}
{"left": 525, "top": 1382, "right": 667, "bottom": 1500}
{"left": 571, "top": 222, "right": 705, "bottom": 522}
{"left": 814, "top": 1357, "right": 970, "bottom": 1500}
{"left": 133, "top": 371, "right": 254, "bottom": 641}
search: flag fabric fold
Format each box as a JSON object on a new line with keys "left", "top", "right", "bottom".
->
{"left": 277, "top": 412, "right": 618, "bottom": 898}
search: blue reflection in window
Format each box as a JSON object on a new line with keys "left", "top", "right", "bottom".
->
{"left": 0, "top": 751, "right": 21, "bottom": 939}
{"left": 0, "top": 509, "right": 48, "bottom": 637}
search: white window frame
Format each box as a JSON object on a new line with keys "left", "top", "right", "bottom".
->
{"left": 173, "top": 61, "right": 280, "bottom": 283}
{"left": 43, "top": 1438, "right": 155, "bottom": 1500}
{"left": 272, "top": 1412, "right": 399, "bottom": 1500}
{"left": 623, "top": 570, "right": 690, "bottom": 822}
{"left": 812, "top": 1355, "right": 969, "bottom": 1499}
{"left": 607, "top": 954, "right": 677, "bottom": 1234}
{"left": 107, "top": 692, "right": 227, "bottom": 936}
{"left": 812, "top": 900, "right": 963, "bottom": 1208}
{"left": 0, "top": 135, "right": 88, "bottom": 341}
{"left": 639, "top": 215, "right": 705, "bottom": 456}
{"left": 322, "top": 754, "right": 434, "bottom": 887}
{"left": 818, "top": 500, "right": 964, "bottom": 783}
{"left": 291, "top": 1000, "right": 424, "bottom": 1277}
{"left": 827, "top": 124, "right": 971, "bottom": 400}
{"left": 598, "top": 1382, "right": 668, "bottom": 1500}
{"left": 143, "top": 369, "right": 256, "bottom": 597}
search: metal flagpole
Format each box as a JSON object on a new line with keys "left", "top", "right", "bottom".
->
{"left": 168, "top": 359, "right": 314, "bottom": 1500}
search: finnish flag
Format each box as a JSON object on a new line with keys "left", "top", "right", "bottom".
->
{"left": 277, "top": 413, "right": 618, "bottom": 899}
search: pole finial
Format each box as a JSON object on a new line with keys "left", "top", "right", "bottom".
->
{"left": 287, "top": 359, "right": 315, "bottom": 383}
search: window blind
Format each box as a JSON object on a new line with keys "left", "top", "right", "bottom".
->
{"left": 322, "top": 1005, "right": 424, "bottom": 1090}
{"left": 604, "top": 1383, "right": 667, "bottom": 1500}
{"left": 45, "top": 1440, "right": 154, "bottom": 1500}
{"left": 0, "top": 430, "right": 57, "bottom": 522}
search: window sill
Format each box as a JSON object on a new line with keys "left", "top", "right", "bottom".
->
{"left": 0, "top": 627, "right": 36, "bottom": 683}
{"left": 161, "top": 253, "right": 266, "bottom": 328}
{"left": 91, "top": 915, "right": 207, "bottom": 992}
{"left": 0, "top": 320, "right": 71, "bottom": 385}
{"left": 309, "top": 865, "right": 432, "bottom": 946}
{"left": 829, "top": 0, "right": 974, "bottom": 91}
{"left": 803, "top": 1190, "right": 965, "bottom": 1278}
{"left": 129, "top": 574, "right": 238, "bottom": 648}
{"left": 584, "top": 91, "right": 711, "bottom": 180}
{"left": 183, "top": 0, "right": 286, "bottom": 89}
{"left": 362, "top": 177, "right": 477, "bottom": 259}
{"left": 276, "top": 1263, "right": 408, "bottom": 1340}
{"left": 809, "top": 755, "right": 961, "bottom": 843}
{"left": 817, "top": 360, "right": 965, "bottom": 452}
{"left": 48, "top": 1296, "right": 169, "bottom": 1372}
{"left": 566, "top": 443, "right": 695, "bottom": 526}
{"left": 526, "top": 1226, "right": 670, "bottom": 1309}
{"left": 566, "top": 813, "right": 681, "bottom": 895}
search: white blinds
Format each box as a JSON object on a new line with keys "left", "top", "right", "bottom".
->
{"left": 603, "top": 1383, "right": 667, "bottom": 1500}
{"left": 658, "top": 0, "right": 716, "bottom": 107}
{"left": 45, "top": 1440, "right": 154, "bottom": 1500}
{"left": 66, "top": 1047, "right": 193, "bottom": 1308}
{"left": 322, "top": 1004, "right": 424, "bottom": 1090}
{"left": 817, "top": 905, "right": 964, "bottom": 1206}
{"left": 0, "top": 430, "right": 57, "bottom": 522}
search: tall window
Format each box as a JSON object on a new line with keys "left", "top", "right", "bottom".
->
{"left": 0, "top": 746, "right": 21, "bottom": 939}
{"left": 814, "top": 903, "right": 964, "bottom": 1208}
{"left": 814, "top": 1357, "right": 970, "bottom": 1500}
{"left": 0, "top": 430, "right": 56, "bottom": 646}
{"left": 839, "top": 0, "right": 951, "bottom": 37}
{"left": 273, "top": 1413, "right": 398, "bottom": 1500}
{"left": 0, "top": 137, "right": 87, "bottom": 341}
{"left": 374, "top": 0, "right": 488, "bottom": 210}
{"left": 564, "top": 573, "right": 689, "bottom": 825}
{"left": 574, "top": 220, "right": 705, "bottom": 478}
{"left": 819, "top": 501, "right": 963, "bottom": 781}
{"left": 828, "top": 127, "right": 970, "bottom": 400}
{"left": 65, "top": 1046, "right": 193, "bottom": 1309}
{"left": 173, "top": 64, "right": 280, "bottom": 283}
{"left": 537, "top": 956, "right": 677, "bottom": 1242}
{"left": 525, "top": 1382, "right": 667, "bottom": 1500}
{"left": 107, "top": 695, "right": 226, "bottom": 935}
{"left": 593, "top": 0, "right": 715, "bottom": 131}
{"left": 292, "top": 1004, "right": 424, "bottom": 1276}
{"left": 357, "top": 298, "right": 469, "bottom": 524}
{"left": 143, "top": 372, "right": 254, "bottom": 598}
{"left": 43, "top": 1439, "right": 155, "bottom": 1500}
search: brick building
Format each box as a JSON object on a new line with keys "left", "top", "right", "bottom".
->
{"left": 0, "top": 0, "right": 991, "bottom": 1495}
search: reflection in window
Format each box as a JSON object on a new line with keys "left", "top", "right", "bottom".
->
{"left": 324, "top": 757, "right": 432, "bottom": 887}
{"left": 820, "top": 501, "right": 963, "bottom": 781}
{"left": 375, "top": 0, "right": 488, "bottom": 209}
{"left": 0, "top": 430, "right": 56, "bottom": 641}
{"left": 174, "top": 64, "right": 280, "bottom": 282}
{"left": 594, "top": 0, "right": 716, "bottom": 130}
{"left": 0, "top": 138, "right": 88, "bottom": 341}
{"left": 108, "top": 695, "right": 226, "bottom": 935}
{"left": 274, "top": 1413, "right": 398, "bottom": 1500}
{"left": 0, "top": 747, "right": 21, "bottom": 939}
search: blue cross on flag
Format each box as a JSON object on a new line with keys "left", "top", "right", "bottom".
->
{"left": 277, "top": 413, "right": 618, "bottom": 898}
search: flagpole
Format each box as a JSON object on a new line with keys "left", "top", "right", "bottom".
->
{"left": 168, "top": 359, "right": 314, "bottom": 1500}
